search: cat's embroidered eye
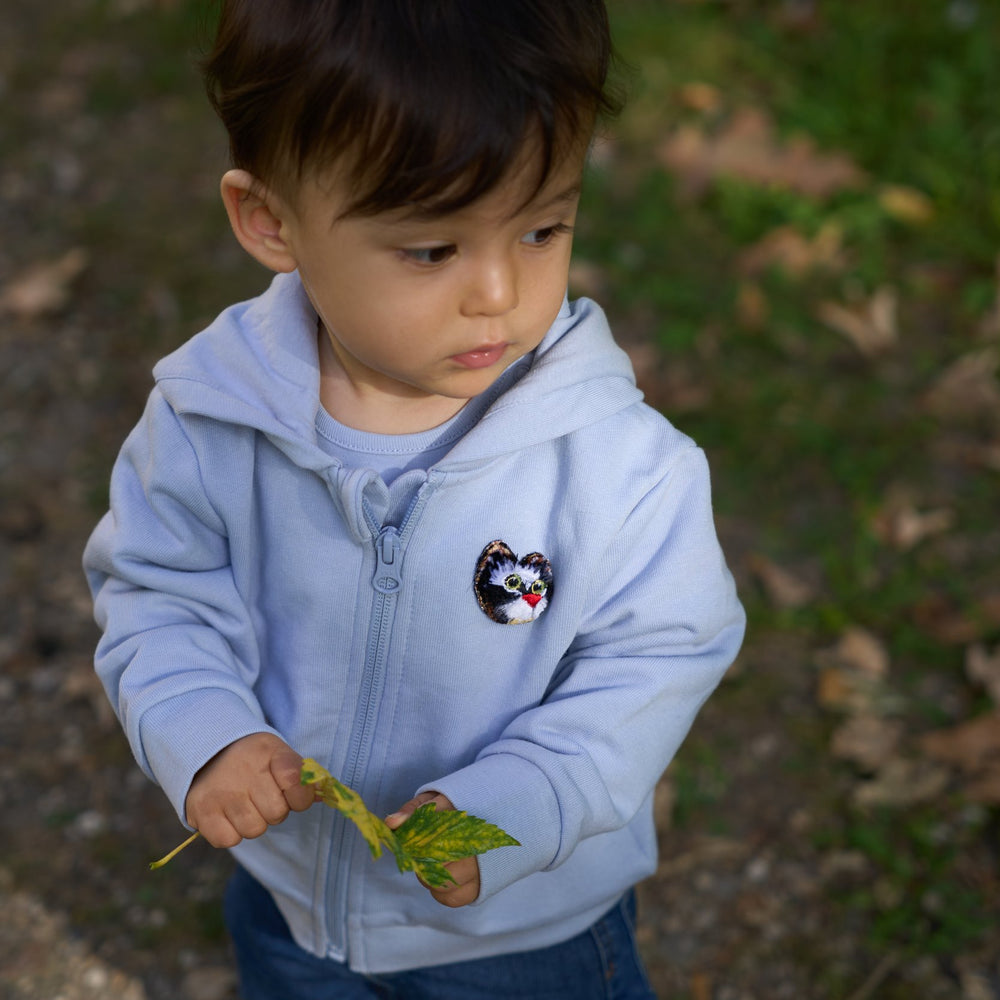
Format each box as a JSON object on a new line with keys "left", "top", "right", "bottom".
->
{"left": 530, "top": 579, "right": 547, "bottom": 595}
{"left": 503, "top": 574, "right": 523, "bottom": 592}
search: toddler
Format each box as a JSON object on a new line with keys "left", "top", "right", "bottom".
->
{"left": 84, "top": 1, "right": 745, "bottom": 997}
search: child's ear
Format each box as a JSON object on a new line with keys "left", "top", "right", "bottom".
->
{"left": 220, "top": 170, "right": 298, "bottom": 274}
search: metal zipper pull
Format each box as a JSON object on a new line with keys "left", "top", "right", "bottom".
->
{"left": 372, "top": 526, "right": 403, "bottom": 595}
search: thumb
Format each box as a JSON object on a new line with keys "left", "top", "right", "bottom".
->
{"left": 270, "top": 747, "right": 305, "bottom": 789}
{"left": 270, "top": 747, "right": 315, "bottom": 812}
{"left": 385, "top": 791, "right": 451, "bottom": 830}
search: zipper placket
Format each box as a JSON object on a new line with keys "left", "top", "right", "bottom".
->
{"left": 344, "top": 524, "right": 401, "bottom": 787}
{"left": 325, "top": 482, "right": 434, "bottom": 961}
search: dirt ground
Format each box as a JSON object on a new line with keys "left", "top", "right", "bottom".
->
{"left": 1, "top": 2, "right": 997, "bottom": 998}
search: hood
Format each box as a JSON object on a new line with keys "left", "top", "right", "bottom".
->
{"left": 152, "top": 271, "right": 644, "bottom": 469}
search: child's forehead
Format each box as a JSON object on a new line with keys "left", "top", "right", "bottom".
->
{"left": 396, "top": 169, "right": 583, "bottom": 229}
{"left": 313, "top": 137, "right": 587, "bottom": 228}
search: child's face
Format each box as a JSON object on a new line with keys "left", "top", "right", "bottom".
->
{"left": 276, "top": 145, "right": 585, "bottom": 432}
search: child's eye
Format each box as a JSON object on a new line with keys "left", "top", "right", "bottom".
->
{"left": 400, "top": 245, "right": 456, "bottom": 266}
{"left": 521, "top": 223, "right": 574, "bottom": 247}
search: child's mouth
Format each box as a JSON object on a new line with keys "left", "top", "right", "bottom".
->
{"left": 450, "top": 343, "right": 508, "bottom": 369}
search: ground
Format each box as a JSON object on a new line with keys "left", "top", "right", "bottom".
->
{"left": 1, "top": 1, "right": 998, "bottom": 998}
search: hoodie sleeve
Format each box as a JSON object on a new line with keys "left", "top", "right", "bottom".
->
{"left": 421, "top": 444, "right": 745, "bottom": 903}
{"left": 83, "top": 390, "right": 281, "bottom": 824}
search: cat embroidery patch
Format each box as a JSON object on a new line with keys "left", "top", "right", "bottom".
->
{"left": 474, "top": 540, "right": 553, "bottom": 625}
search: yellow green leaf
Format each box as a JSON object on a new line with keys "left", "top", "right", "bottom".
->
{"left": 406, "top": 856, "right": 458, "bottom": 889}
{"left": 300, "top": 761, "right": 520, "bottom": 885}
{"left": 395, "top": 801, "right": 520, "bottom": 862}
{"left": 300, "top": 758, "right": 395, "bottom": 859}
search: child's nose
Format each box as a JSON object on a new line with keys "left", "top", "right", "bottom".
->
{"left": 461, "top": 256, "right": 519, "bottom": 317}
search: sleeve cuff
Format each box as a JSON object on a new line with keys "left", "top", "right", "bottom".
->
{"left": 136, "top": 688, "right": 282, "bottom": 826}
{"left": 418, "top": 753, "right": 562, "bottom": 904}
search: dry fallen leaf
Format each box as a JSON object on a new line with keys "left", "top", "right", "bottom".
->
{"left": 921, "top": 711, "right": 1000, "bottom": 770}
{"left": 965, "top": 644, "right": 1000, "bottom": 706}
{"left": 830, "top": 714, "right": 905, "bottom": 772}
{"left": 817, "top": 667, "right": 890, "bottom": 716}
{"left": 853, "top": 757, "right": 951, "bottom": 808}
{"left": 816, "top": 627, "right": 896, "bottom": 716}
{"left": 958, "top": 965, "right": 999, "bottom": 1000}
{"left": 921, "top": 711, "right": 1000, "bottom": 805}
{"left": 0, "top": 248, "right": 89, "bottom": 319}
{"left": 677, "top": 81, "right": 723, "bottom": 115}
{"left": 824, "top": 626, "right": 891, "bottom": 678}
{"left": 816, "top": 286, "right": 898, "bottom": 358}
{"left": 747, "top": 553, "right": 815, "bottom": 610}
{"left": 817, "top": 666, "right": 860, "bottom": 711}
{"left": 912, "top": 592, "right": 1000, "bottom": 645}
{"left": 923, "top": 348, "right": 1000, "bottom": 423}
{"left": 735, "top": 281, "right": 770, "bottom": 331}
{"left": 871, "top": 492, "right": 955, "bottom": 551}
{"left": 658, "top": 106, "right": 867, "bottom": 201}
{"left": 737, "top": 223, "right": 846, "bottom": 280}
{"left": 878, "top": 184, "right": 935, "bottom": 225}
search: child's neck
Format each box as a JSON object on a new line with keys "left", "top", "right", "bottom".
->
{"left": 317, "top": 325, "right": 469, "bottom": 435}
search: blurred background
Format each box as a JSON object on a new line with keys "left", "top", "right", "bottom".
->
{"left": 1, "top": 1, "right": 998, "bottom": 997}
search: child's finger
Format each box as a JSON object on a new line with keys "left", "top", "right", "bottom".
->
{"left": 269, "top": 747, "right": 315, "bottom": 812}
{"left": 269, "top": 746, "right": 305, "bottom": 790}
{"left": 428, "top": 857, "right": 480, "bottom": 908}
{"left": 384, "top": 791, "right": 440, "bottom": 829}
{"left": 196, "top": 812, "right": 245, "bottom": 850}
{"left": 224, "top": 798, "right": 269, "bottom": 840}
{"left": 251, "top": 784, "right": 293, "bottom": 826}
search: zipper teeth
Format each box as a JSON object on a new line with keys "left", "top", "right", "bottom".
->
{"left": 327, "top": 480, "right": 437, "bottom": 960}
{"left": 328, "top": 526, "right": 399, "bottom": 960}
{"left": 343, "top": 581, "right": 393, "bottom": 788}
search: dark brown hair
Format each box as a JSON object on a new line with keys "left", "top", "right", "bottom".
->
{"left": 203, "top": 0, "right": 620, "bottom": 215}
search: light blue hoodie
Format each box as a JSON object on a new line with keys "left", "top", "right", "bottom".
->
{"left": 84, "top": 271, "right": 745, "bottom": 973}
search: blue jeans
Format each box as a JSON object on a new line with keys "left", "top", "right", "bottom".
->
{"left": 224, "top": 866, "right": 658, "bottom": 999}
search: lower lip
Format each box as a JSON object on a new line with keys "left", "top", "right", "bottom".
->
{"left": 450, "top": 344, "right": 509, "bottom": 369}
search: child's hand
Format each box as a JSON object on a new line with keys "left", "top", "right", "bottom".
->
{"left": 185, "top": 733, "right": 315, "bottom": 848}
{"left": 385, "top": 792, "right": 481, "bottom": 908}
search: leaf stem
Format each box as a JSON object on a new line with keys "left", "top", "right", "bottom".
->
{"left": 149, "top": 831, "right": 201, "bottom": 870}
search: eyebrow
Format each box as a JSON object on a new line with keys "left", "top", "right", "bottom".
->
{"left": 375, "top": 180, "right": 583, "bottom": 227}
{"left": 525, "top": 181, "right": 582, "bottom": 210}
{"left": 518, "top": 182, "right": 582, "bottom": 218}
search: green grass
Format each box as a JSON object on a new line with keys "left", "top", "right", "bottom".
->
{"left": 590, "top": 1, "right": 1000, "bottom": 973}
{"left": 585, "top": 0, "right": 1000, "bottom": 609}
{"left": 818, "top": 806, "right": 994, "bottom": 958}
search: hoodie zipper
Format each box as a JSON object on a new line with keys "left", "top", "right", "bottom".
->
{"left": 346, "top": 525, "right": 402, "bottom": 784}
{"left": 326, "top": 482, "right": 434, "bottom": 961}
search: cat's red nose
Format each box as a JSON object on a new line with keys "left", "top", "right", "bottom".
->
{"left": 522, "top": 593, "right": 542, "bottom": 607}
